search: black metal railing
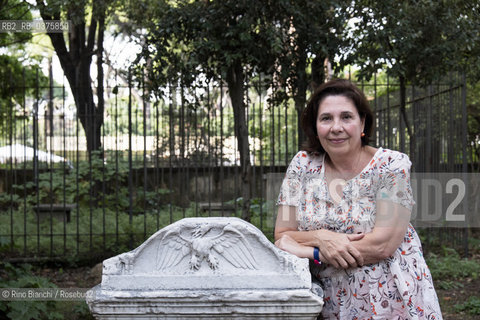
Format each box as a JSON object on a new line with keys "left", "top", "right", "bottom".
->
{"left": 0, "top": 67, "right": 473, "bottom": 261}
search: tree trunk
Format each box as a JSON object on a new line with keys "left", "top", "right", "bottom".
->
{"left": 293, "top": 51, "right": 309, "bottom": 150}
{"left": 37, "top": 1, "right": 104, "bottom": 154}
{"left": 71, "top": 61, "right": 102, "bottom": 154}
{"left": 399, "top": 76, "right": 414, "bottom": 157}
{"left": 226, "top": 62, "right": 252, "bottom": 222}
{"left": 399, "top": 76, "right": 406, "bottom": 153}
{"left": 311, "top": 54, "right": 326, "bottom": 90}
{"left": 95, "top": 13, "right": 105, "bottom": 153}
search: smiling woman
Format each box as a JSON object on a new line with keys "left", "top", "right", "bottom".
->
{"left": 316, "top": 95, "right": 371, "bottom": 183}
{"left": 316, "top": 96, "right": 363, "bottom": 151}
{"left": 274, "top": 79, "right": 443, "bottom": 319}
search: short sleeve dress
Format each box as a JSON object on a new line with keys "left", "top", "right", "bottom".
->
{"left": 277, "top": 147, "right": 442, "bottom": 320}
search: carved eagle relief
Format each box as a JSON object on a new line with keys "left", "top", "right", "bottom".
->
{"left": 156, "top": 222, "right": 258, "bottom": 271}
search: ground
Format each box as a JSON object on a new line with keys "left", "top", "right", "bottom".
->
{"left": 32, "top": 261, "right": 479, "bottom": 320}
{"left": 34, "top": 263, "right": 102, "bottom": 290}
{"left": 436, "top": 277, "right": 480, "bottom": 320}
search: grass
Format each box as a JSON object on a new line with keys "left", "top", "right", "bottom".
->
{"left": 454, "top": 296, "right": 480, "bottom": 316}
{"left": 425, "top": 245, "right": 480, "bottom": 318}
{"left": 426, "top": 247, "right": 479, "bottom": 283}
{"left": 0, "top": 198, "right": 275, "bottom": 320}
{"left": 0, "top": 199, "right": 275, "bottom": 261}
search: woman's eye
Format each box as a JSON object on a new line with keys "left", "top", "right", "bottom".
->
{"left": 342, "top": 114, "right": 352, "bottom": 119}
{"left": 320, "top": 116, "right": 331, "bottom": 121}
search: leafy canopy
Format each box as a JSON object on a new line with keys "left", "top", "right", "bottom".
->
{"left": 130, "top": 0, "right": 301, "bottom": 89}
{"left": 342, "top": 0, "right": 480, "bottom": 84}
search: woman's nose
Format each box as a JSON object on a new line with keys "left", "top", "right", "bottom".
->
{"left": 330, "top": 119, "right": 343, "bottom": 132}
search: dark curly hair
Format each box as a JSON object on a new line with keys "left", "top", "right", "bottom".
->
{"left": 300, "top": 79, "right": 375, "bottom": 154}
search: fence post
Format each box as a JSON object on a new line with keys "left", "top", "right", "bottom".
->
{"left": 461, "top": 73, "right": 469, "bottom": 257}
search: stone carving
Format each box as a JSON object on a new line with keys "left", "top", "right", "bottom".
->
{"left": 87, "top": 217, "right": 323, "bottom": 319}
{"left": 156, "top": 222, "right": 257, "bottom": 271}
{"left": 102, "top": 251, "right": 135, "bottom": 275}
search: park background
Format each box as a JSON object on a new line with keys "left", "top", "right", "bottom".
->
{"left": 0, "top": 0, "right": 479, "bottom": 319}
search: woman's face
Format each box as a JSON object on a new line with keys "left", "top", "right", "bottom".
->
{"left": 316, "top": 95, "right": 365, "bottom": 157}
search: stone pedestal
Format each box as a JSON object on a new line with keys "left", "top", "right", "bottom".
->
{"left": 86, "top": 217, "right": 323, "bottom": 319}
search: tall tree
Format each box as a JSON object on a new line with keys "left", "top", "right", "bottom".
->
{"left": 35, "top": 0, "right": 112, "bottom": 153}
{"left": 128, "top": 0, "right": 350, "bottom": 220}
{"left": 0, "top": 56, "right": 49, "bottom": 135}
{"left": 0, "top": 0, "right": 44, "bottom": 131}
{"left": 129, "top": 0, "right": 289, "bottom": 221}
{"left": 0, "top": 0, "right": 32, "bottom": 47}
{"left": 271, "top": 1, "right": 348, "bottom": 147}
{"left": 341, "top": 0, "right": 480, "bottom": 153}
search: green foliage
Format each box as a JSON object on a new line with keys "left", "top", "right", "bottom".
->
{"left": 9, "top": 150, "right": 168, "bottom": 211}
{"left": 0, "top": 1, "right": 48, "bottom": 132}
{"left": 129, "top": 0, "right": 346, "bottom": 93}
{"left": 454, "top": 296, "right": 480, "bottom": 316}
{"left": 0, "top": 202, "right": 198, "bottom": 259}
{"left": 0, "top": 152, "right": 178, "bottom": 259}
{"left": 71, "top": 302, "right": 95, "bottom": 319}
{"left": 129, "top": 0, "right": 277, "bottom": 89}
{"left": 343, "top": 0, "right": 480, "bottom": 85}
{"left": 221, "top": 197, "right": 275, "bottom": 242}
{"left": 467, "top": 235, "right": 480, "bottom": 255}
{"left": 426, "top": 247, "right": 480, "bottom": 296}
{"left": 426, "top": 247, "right": 479, "bottom": 282}
{"left": 436, "top": 280, "right": 464, "bottom": 290}
{"left": 0, "top": 162, "right": 278, "bottom": 258}
{"left": 0, "top": 262, "right": 63, "bottom": 320}
{"left": 0, "top": 55, "right": 49, "bottom": 133}
{"left": 0, "top": 0, "right": 32, "bottom": 47}
{"left": 249, "top": 198, "right": 275, "bottom": 242}
{"left": 467, "top": 80, "right": 480, "bottom": 169}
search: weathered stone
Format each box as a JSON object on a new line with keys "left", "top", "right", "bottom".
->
{"left": 86, "top": 217, "right": 323, "bottom": 319}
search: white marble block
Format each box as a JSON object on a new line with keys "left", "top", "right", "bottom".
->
{"left": 86, "top": 217, "right": 323, "bottom": 319}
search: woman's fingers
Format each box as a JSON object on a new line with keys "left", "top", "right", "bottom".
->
{"left": 319, "top": 245, "right": 346, "bottom": 267}
{"left": 343, "top": 249, "right": 360, "bottom": 268}
{"left": 329, "top": 248, "right": 357, "bottom": 268}
{"left": 335, "top": 256, "right": 350, "bottom": 269}
{"left": 275, "top": 231, "right": 365, "bottom": 268}
{"left": 317, "top": 232, "right": 364, "bottom": 268}
{"left": 317, "top": 249, "right": 327, "bottom": 263}
{"left": 346, "top": 245, "right": 364, "bottom": 267}
{"left": 347, "top": 233, "right": 364, "bottom": 241}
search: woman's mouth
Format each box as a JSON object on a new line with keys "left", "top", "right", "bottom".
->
{"left": 329, "top": 139, "right": 347, "bottom": 144}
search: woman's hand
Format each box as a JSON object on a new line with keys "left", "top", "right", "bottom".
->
{"left": 274, "top": 205, "right": 365, "bottom": 269}
{"left": 314, "top": 230, "right": 364, "bottom": 269}
{"left": 275, "top": 234, "right": 313, "bottom": 259}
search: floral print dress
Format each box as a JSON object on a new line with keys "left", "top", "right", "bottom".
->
{"left": 277, "top": 148, "right": 442, "bottom": 320}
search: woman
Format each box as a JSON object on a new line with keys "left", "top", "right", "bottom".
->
{"left": 275, "top": 79, "right": 442, "bottom": 319}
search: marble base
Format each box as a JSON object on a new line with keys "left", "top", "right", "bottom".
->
{"left": 86, "top": 217, "right": 323, "bottom": 319}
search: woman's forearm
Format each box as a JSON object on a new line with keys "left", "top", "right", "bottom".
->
{"left": 279, "top": 227, "right": 404, "bottom": 267}
{"left": 350, "top": 234, "right": 389, "bottom": 265}
{"left": 275, "top": 228, "right": 322, "bottom": 246}
{"left": 275, "top": 228, "right": 364, "bottom": 268}
{"left": 274, "top": 234, "right": 315, "bottom": 259}
{"left": 274, "top": 207, "right": 364, "bottom": 268}
{"left": 349, "top": 201, "right": 411, "bottom": 266}
{"left": 350, "top": 227, "right": 406, "bottom": 265}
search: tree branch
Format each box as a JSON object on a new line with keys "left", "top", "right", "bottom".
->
{"left": 36, "top": 0, "right": 73, "bottom": 76}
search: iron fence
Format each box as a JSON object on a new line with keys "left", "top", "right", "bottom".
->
{"left": 0, "top": 66, "right": 474, "bottom": 261}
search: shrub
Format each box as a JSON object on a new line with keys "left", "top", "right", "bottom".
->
{"left": 454, "top": 296, "right": 480, "bottom": 316}
{"left": 426, "top": 247, "right": 479, "bottom": 281}
{"left": 0, "top": 262, "right": 63, "bottom": 320}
